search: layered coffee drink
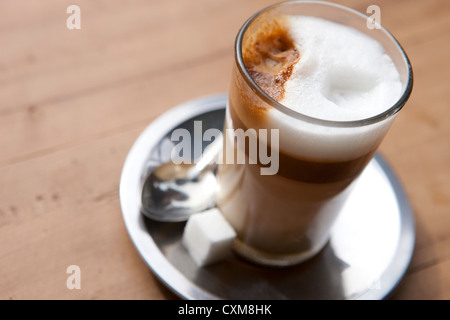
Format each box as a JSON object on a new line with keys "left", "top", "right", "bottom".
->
{"left": 217, "top": 2, "right": 412, "bottom": 267}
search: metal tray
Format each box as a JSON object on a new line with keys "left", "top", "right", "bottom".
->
{"left": 119, "top": 93, "right": 415, "bottom": 300}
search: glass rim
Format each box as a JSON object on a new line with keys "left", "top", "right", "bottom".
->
{"left": 235, "top": 0, "right": 414, "bottom": 128}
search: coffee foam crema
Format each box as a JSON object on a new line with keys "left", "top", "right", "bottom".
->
{"left": 244, "top": 15, "right": 403, "bottom": 161}
{"left": 282, "top": 16, "right": 402, "bottom": 121}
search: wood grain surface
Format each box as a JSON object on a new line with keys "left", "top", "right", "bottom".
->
{"left": 0, "top": 0, "right": 449, "bottom": 300}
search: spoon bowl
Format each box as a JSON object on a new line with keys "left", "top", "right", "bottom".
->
{"left": 141, "top": 134, "right": 223, "bottom": 222}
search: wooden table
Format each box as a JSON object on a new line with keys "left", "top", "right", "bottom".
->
{"left": 0, "top": 0, "right": 448, "bottom": 300}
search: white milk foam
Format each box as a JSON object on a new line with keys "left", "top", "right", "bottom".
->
{"left": 268, "top": 16, "right": 403, "bottom": 161}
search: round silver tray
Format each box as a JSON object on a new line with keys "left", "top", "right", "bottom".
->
{"left": 119, "top": 93, "right": 415, "bottom": 300}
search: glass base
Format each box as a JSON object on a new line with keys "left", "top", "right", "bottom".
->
{"left": 232, "top": 237, "right": 330, "bottom": 267}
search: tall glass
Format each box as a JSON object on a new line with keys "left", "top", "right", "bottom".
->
{"left": 216, "top": 1, "right": 413, "bottom": 267}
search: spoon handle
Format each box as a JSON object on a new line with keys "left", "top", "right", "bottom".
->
{"left": 189, "top": 133, "right": 223, "bottom": 177}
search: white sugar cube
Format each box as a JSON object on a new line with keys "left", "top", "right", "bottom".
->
{"left": 182, "top": 208, "right": 236, "bottom": 267}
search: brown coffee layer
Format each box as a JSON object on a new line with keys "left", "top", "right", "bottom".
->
{"left": 275, "top": 150, "right": 374, "bottom": 184}
{"left": 228, "top": 101, "right": 376, "bottom": 184}
{"left": 242, "top": 15, "right": 300, "bottom": 102}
